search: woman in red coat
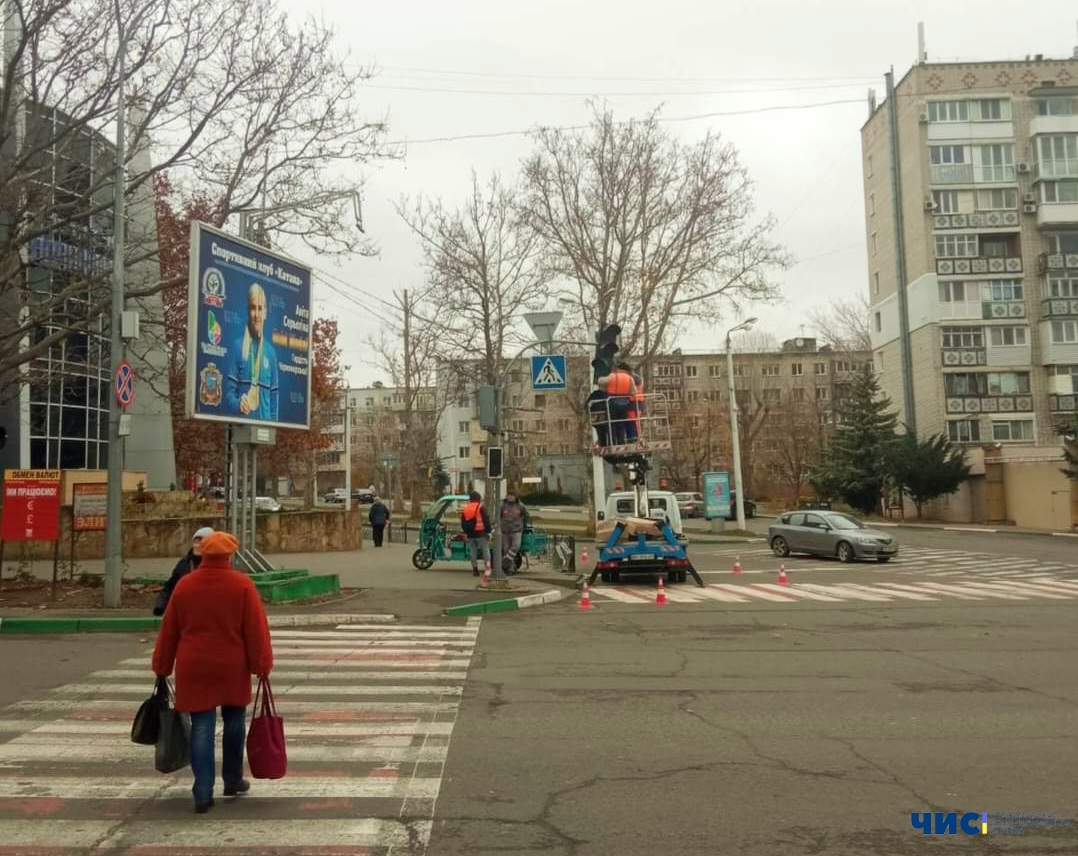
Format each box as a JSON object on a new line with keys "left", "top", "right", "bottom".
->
{"left": 152, "top": 531, "right": 274, "bottom": 813}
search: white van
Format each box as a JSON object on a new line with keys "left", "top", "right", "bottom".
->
{"left": 601, "top": 490, "right": 684, "bottom": 538}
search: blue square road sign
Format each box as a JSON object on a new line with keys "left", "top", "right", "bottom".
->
{"left": 530, "top": 354, "right": 567, "bottom": 390}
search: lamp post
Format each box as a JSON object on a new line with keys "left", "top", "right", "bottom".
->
{"left": 725, "top": 317, "right": 757, "bottom": 532}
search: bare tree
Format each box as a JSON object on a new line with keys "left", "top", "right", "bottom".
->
{"left": 521, "top": 104, "right": 788, "bottom": 363}
{"left": 808, "top": 296, "right": 872, "bottom": 353}
{"left": 753, "top": 386, "right": 828, "bottom": 504}
{"left": 398, "top": 171, "right": 544, "bottom": 386}
{"left": 0, "top": 0, "right": 390, "bottom": 390}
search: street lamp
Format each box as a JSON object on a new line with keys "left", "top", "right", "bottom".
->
{"left": 725, "top": 317, "right": 757, "bottom": 532}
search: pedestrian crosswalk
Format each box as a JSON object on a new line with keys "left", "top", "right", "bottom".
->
{"left": 697, "top": 545, "right": 1078, "bottom": 582}
{"left": 0, "top": 618, "right": 479, "bottom": 854}
{"left": 587, "top": 576, "right": 1078, "bottom": 606}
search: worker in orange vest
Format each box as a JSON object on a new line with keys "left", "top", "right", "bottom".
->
{"left": 596, "top": 366, "right": 638, "bottom": 443}
{"left": 622, "top": 362, "right": 645, "bottom": 442}
{"left": 460, "top": 490, "right": 492, "bottom": 576}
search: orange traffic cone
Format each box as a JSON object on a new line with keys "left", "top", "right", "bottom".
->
{"left": 578, "top": 584, "right": 594, "bottom": 610}
{"left": 733, "top": 555, "right": 742, "bottom": 574}
{"left": 778, "top": 564, "right": 789, "bottom": 586}
{"left": 656, "top": 577, "right": 668, "bottom": 606}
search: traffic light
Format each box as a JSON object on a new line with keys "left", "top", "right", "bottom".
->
{"left": 592, "top": 324, "right": 621, "bottom": 383}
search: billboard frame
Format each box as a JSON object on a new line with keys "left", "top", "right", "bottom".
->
{"left": 185, "top": 221, "right": 314, "bottom": 430}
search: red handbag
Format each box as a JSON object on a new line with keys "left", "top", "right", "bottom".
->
{"left": 246, "top": 675, "right": 287, "bottom": 779}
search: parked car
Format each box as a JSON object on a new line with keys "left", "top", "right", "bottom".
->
{"left": 675, "top": 491, "right": 704, "bottom": 518}
{"left": 727, "top": 492, "right": 756, "bottom": 521}
{"left": 352, "top": 489, "right": 375, "bottom": 504}
{"left": 323, "top": 488, "right": 348, "bottom": 504}
{"left": 768, "top": 510, "right": 898, "bottom": 563}
{"left": 254, "top": 496, "right": 282, "bottom": 513}
{"left": 602, "top": 491, "right": 684, "bottom": 539}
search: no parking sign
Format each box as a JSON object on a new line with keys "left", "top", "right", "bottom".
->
{"left": 115, "top": 360, "right": 135, "bottom": 408}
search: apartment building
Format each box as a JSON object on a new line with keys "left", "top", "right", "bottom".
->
{"left": 434, "top": 341, "right": 868, "bottom": 501}
{"left": 863, "top": 51, "right": 1078, "bottom": 529}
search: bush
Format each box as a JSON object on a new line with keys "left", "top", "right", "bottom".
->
{"left": 519, "top": 490, "right": 579, "bottom": 506}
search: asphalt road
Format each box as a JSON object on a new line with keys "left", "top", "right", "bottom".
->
{"left": 432, "top": 596, "right": 1077, "bottom": 855}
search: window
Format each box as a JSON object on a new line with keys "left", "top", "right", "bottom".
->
{"left": 1040, "top": 181, "right": 1078, "bottom": 203}
{"left": 975, "top": 144, "right": 1014, "bottom": 182}
{"left": 976, "top": 188, "right": 1018, "bottom": 210}
{"left": 458, "top": 421, "right": 470, "bottom": 433}
{"left": 932, "top": 190, "right": 960, "bottom": 213}
{"left": 873, "top": 271, "right": 880, "bottom": 295}
{"left": 930, "top": 145, "right": 967, "bottom": 165}
{"left": 704, "top": 390, "right": 721, "bottom": 402}
{"left": 654, "top": 364, "right": 682, "bottom": 377}
{"left": 1037, "top": 98, "right": 1076, "bottom": 117}
{"left": 761, "top": 364, "right": 780, "bottom": 376}
{"left": 941, "top": 326, "right": 983, "bottom": 349}
{"left": 874, "top": 312, "right": 882, "bottom": 333}
{"left": 556, "top": 418, "right": 571, "bottom": 431}
{"left": 686, "top": 389, "right": 699, "bottom": 402}
{"left": 791, "top": 386, "right": 805, "bottom": 400}
{"left": 458, "top": 446, "right": 470, "bottom": 459}
{"left": 947, "top": 420, "right": 981, "bottom": 442}
{"left": 365, "top": 397, "right": 374, "bottom": 407}
{"left": 938, "top": 281, "right": 969, "bottom": 302}
{"left": 986, "top": 372, "right": 1031, "bottom": 395}
{"left": 762, "top": 388, "right": 781, "bottom": 402}
{"left": 690, "top": 415, "right": 702, "bottom": 428}
{"left": 1047, "top": 233, "right": 1078, "bottom": 254}
{"left": 534, "top": 419, "right": 546, "bottom": 432}
{"left": 944, "top": 373, "right": 986, "bottom": 396}
{"left": 708, "top": 364, "right": 722, "bottom": 377}
{"left": 1051, "top": 320, "right": 1078, "bottom": 344}
{"left": 972, "top": 98, "right": 1010, "bottom": 121}
{"left": 732, "top": 364, "right": 747, "bottom": 376}
{"left": 989, "top": 326, "right": 1027, "bottom": 347}
{"left": 927, "top": 101, "right": 969, "bottom": 122}
{"left": 1034, "top": 135, "right": 1078, "bottom": 177}
{"left": 1046, "top": 276, "right": 1078, "bottom": 298}
{"left": 510, "top": 419, "right": 525, "bottom": 432}
{"left": 815, "top": 387, "right": 829, "bottom": 400}
{"left": 983, "top": 280, "right": 1023, "bottom": 301}
{"left": 814, "top": 363, "right": 828, "bottom": 376}
{"left": 512, "top": 444, "right": 527, "bottom": 458}
{"left": 934, "top": 234, "right": 978, "bottom": 258}
{"left": 509, "top": 370, "right": 523, "bottom": 383}
{"left": 980, "top": 235, "right": 1015, "bottom": 258}
{"left": 791, "top": 363, "right": 803, "bottom": 376}
{"left": 533, "top": 445, "right": 547, "bottom": 457}
{"left": 992, "top": 420, "right": 1034, "bottom": 442}
{"left": 684, "top": 365, "right": 698, "bottom": 378}
{"left": 534, "top": 394, "right": 546, "bottom": 407}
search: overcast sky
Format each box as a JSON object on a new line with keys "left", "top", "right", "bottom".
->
{"left": 278, "top": 0, "right": 1078, "bottom": 387}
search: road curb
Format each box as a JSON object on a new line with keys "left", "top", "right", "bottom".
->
{"left": 0, "top": 613, "right": 398, "bottom": 634}
{"left": 444, "top": 588, "right": 568, "bottom": 617}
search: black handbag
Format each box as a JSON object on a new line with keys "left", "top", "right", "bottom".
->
{"left": 131, "top": 677, "right": 168, "bottom": 745}
{"left": 153, "top": 682, "right": 191, "bottom": 774}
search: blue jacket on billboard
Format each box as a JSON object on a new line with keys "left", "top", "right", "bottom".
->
{"left": 225, "top": 283, "right": 280, "bottom": 421}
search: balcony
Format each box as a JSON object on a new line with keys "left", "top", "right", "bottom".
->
{"left": 1031, "top": 115, "right": 1078, "bottom": 136}
{"left": 936, "top": 256, "right": 1022, "bottom": 277}
{"left": 1037, "top": 202, "right": 1078, "bottom": 227}
{"left": 1043, "top": 298, "right": 1078, "bottom": 317}
{"left": 931, "top": 211, "right": 1020, "bottom": 230}
{"left": 649, "top": 375, "right": 683, "bottom": 388}
{"left": 941, "top": 348, "right": 986, "bottom": 367}
{"left": 1039, "top": 252, "right": 1078, "bottom": 273}
{"left": 945, "top": 395, "right": 1034, "bottom": 415}
{"left": 982, "top": 301, "right": 1025, "bottom": 320}
{"left": 929, "top": 164, "right": 1016, "bottom": 185}
{"left": 1049, "top": 393, "right": 1077, "bottom": 413}
{"left": 1034, "top": 158, "right": 1078, "bottom": 180}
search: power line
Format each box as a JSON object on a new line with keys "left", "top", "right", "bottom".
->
{"left": 361, "top": 80, "right": 877, "bottom": 99}
{"left": 387, "top": 98, "right": 866, "bottom": 147}
{"left": 376, "top": 65, "right": 879, "bottom": 85}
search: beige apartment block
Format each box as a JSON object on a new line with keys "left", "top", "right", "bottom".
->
{"left": 864, "top": 52, "right": 1078, "bottom": 529}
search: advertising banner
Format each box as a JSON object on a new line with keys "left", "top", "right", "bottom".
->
{"left": 1, "top": 469, "right": 62, "bottom": 542}
{"left": 72, "top": 483, "right": 108, "bottom": 532}
{"left": 186, "top": 222, "right": 313, "bottom": 429}
{"left": 702, "top": 471, "right": 731, "bottom": 520}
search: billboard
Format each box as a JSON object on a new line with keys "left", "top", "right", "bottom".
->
{"left": 72, "top": 482, "right": 107, "bottom": 532}
{"left": 1, "top": 469, "right": 62, "bottom": 542}
{"left": 702, "top": 471, "right": 731, "bottom": 520}
{"left": 186, "top": 222, "right": 313, "bottom": 429}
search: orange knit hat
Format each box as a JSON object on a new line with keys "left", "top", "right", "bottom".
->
{"left": 199, "top": 531, "right": 240, "bottom": 557}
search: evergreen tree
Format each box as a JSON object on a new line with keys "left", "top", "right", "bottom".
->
{"left": 809, "top": 368, "right": 899, "bottom": 515}
{"left": 1060, "top": 414, "right": 1078, "bottom": 482}
{"left": 431, "top": 460, "right": 452, "bottom": 496}
{"left": 890, "top": 434, "right": 971, "bottom": 518}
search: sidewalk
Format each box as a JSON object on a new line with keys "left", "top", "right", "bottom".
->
{"left": 0, "top": 540, "right": 580, "bottom": 627}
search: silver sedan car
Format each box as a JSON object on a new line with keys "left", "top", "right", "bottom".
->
{"left": 768, "top": 510, "right": 898, "bottom": 563}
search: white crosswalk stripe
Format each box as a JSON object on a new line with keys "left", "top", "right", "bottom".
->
{"left": 0, "top": 616, "right": 480, "bottom": 855}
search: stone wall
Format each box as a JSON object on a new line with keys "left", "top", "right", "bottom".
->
{"left": 7, "top": 508, "right": 362, "bottom": 561}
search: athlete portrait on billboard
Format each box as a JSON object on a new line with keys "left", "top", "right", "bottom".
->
{"left": 225, "top": 283, "right": 279, "bottom": 421}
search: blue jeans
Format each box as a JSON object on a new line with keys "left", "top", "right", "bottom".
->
{"left": 189, "top": 705, "right": 246, "bottom": 803}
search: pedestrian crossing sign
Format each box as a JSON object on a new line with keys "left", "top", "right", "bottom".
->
{"left": 530, "top": 354, "right": 567, "bottom": 390}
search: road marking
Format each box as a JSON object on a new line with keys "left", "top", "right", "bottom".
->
{"left": 0, "top": 776, "right": 444, "bottom": 799}
{"left": 796, "top": 583, "right": 893, "bottom": 601}
{"left": 956, "top": 581, "right": 1072, "bottom": 600}
{"left": 839, "top": 583, "right": 937, "bottom": 601}
{"left": 915, "top": 582, "right": 1024, "bottom": 600}
{"left": 92, "top": 669, "right": 468, "bottom": 682}
{"left": 761, "top": 584, "right": 844, "bottom": 602}
{"left": 710, "top": 583, "right": 793, "bottom": 602}
{"left": 48, "top": 683, "right": 463, "bottom": 698}
{"left": 692, "top": 586, "right": 751, "bottom": 603}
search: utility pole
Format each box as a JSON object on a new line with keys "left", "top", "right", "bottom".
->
{"left": 103, "top": 9, "right": 128, "bottom": 608}
{"left": 401, "top": 288, "right": 413, "bottom": 514}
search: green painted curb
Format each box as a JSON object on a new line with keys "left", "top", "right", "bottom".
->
{"left": 249, "top": 570, "right": 309, "bottom": 583}
{"left": 130, "top": 576, "right": 168, "bottom": 585}
{"left": 0, "top": 616, "right": 160, "bottom": 634}
{"left": 74, "top": 617, "right": 161, "bottom": 632}
{"left": 258, "top": 573, "right": 340, "bottom": 604}
{"left": 445, "top": 598, "right": 521, "bottom": 617}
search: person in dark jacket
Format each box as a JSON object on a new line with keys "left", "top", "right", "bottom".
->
{"left": 460, "top": 490, "right": 492, "bottom": 576}
{"left": 153, "top": 526, "right": 214, "bottom": 616}
{"left": 368, "top": 497, "right": 390, "bottom": 547}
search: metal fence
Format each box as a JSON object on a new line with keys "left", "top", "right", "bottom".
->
{"left": 361, "top": 522, "right": 413, "bottom": 545}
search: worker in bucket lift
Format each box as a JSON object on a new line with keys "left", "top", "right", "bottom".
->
{"left": 622, "top": 362, "right": 645, "bottom": 442}
{"left": 595, "top": 365, "right": 638, "bottom": 443}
